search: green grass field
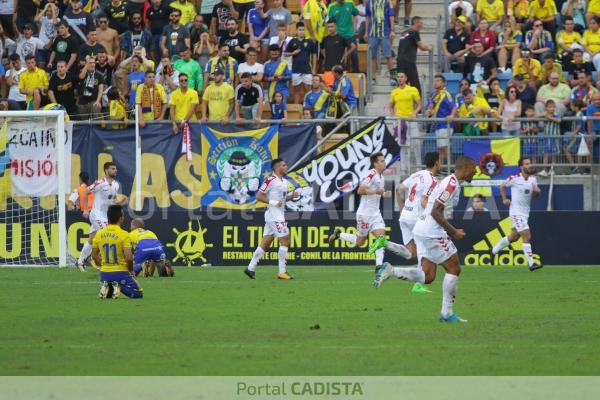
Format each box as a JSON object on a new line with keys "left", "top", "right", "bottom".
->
{"left": 1, "top": 266, "right": 599, "bottom": 376}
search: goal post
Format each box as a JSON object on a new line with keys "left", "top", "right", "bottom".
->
{"left": 0, "top": 110, "right": 68, "bottom": 267}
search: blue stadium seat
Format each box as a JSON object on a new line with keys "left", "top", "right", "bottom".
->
{"left": 443, "top": 72, "right": 464, "bottom": 96}
{"left": 497, "top": 72, "right": 513, "bottom": 91}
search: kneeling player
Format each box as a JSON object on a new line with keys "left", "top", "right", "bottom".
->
{"left": 374, "top": 156, "right": 477, "bottom": 322}
{"left": 92, "top": 205, "right": 143, "bottom": 299}
{"left": 129, "top": 218, "right": 174, "bottom": 277}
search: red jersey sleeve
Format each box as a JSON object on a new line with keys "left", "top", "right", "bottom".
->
{"left": 436, "top": 176, "right": 457, "bottom": 205}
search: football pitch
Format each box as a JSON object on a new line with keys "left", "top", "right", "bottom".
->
{"left": 1, "top": 265, "right": 599, "bottom": 376}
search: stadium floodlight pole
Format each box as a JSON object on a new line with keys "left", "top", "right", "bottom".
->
{"left": 135, "top": 106, "right": 142, "bottom": 211}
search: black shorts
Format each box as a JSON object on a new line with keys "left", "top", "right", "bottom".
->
{"left": 234, "top": 2, "right": 255, "bottom": 27}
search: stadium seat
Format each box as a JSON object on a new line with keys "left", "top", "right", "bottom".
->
{"left": 287, "top": 104, "right": 303, "bottom": 119}
{"left": 319, "top": 133, "right": 348, "bottom": 152}
{"left": 289, "top": 14, "right": 300, "bottom": 36}
{"left": 442, "top": 72, "right": 463, "bottom": 96}
{"left": 345, "top": 73, "right": 366, "bottom": 114}
{"left": 358, "top": 43, "right": 368, "bottom": 74}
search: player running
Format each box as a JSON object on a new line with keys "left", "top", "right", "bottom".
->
{"left": 374, "top": 156, "right": 477, "bottom": 323}
{"left": 244, "top": 158, "right": 299, "bottom": 280}
{"left": 368, "top": 152, "right": 440, "bottom": 294}
{"left": 76, "top": 162, "right": 129, "bottom": 271}
{"left": 129, "top": 218, "right": 173, "bottom": 277}
{"left": 92, "top": 205, "right": 143, "bottom": 299}
{"left": 492, "top": 158, "right": 542, "bottom": 271}
{"left": 328, "top": 152, "right": 412, "bottom": 271}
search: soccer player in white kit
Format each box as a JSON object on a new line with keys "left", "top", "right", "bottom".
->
{"left": 328, "top": 152, "right": 411, "bottom": 271}
{"left": 374, "top": 156, "right": 477, "bottom": 323}
{"left": 369, "top": 152, "right": 440, "bottom": 293}
{"left": 244, "top": 158, "right": 298, "bottom": 280}
{"left": 492, "top": 157, "right": 542, "bottom": 271}
{"left": 76, "top": 162, "right": 129, "bottom": 271}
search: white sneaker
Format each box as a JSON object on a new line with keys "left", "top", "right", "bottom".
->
{"left": 99, "top": 281, "right": 110, "bottom": 299}
{"left": 111, "top": 282, "right": 121, "bottom": 299}
{"left": 373, "top": 262, "right": 394, "bottom": 289}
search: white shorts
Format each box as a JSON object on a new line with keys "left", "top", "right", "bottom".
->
{"left": 510, "top": 215, "right": 530, "bottom": 233}
{"left": 399, "top": 219, "right": 416, "bottom": 245}
{"left": 414, "top": 233, "right": 458, "bottom": 265}
{"left": 435, "top": 128, "right": 452, "bottom": 148}
{"left": 90, "top": 213, "right": 108, "bottom": 233}
{"left": 292, "top": 73, "right": 312, "bottom": 86}
{"left": 356, "top": 213, "right": 385, "bottom": 237}
{"left": 263, "top": 220, "right": 289, "bottom": 238}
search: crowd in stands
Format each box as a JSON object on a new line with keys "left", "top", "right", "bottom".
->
{"left": 0, "top": 0, "right": 413, "bottom": 124}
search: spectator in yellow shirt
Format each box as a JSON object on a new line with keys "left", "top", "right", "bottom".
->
{"left": 169, "top": 0, "right": 197, "bottom": 25}
{"left": 169, "top": 73, "right": 199, "bottom": 133}
{"left": 539, "top": 53, "right": 565, "bottom": 85}
{"left": 476, "top": 0, "right": 505, "bottom": 31}
{"left": 512, "top": 48, "right": 542, "bottom": 87}
{"left": 583, "top": 16, "right": 600, "bottom": 72}
{"left": 458, "top": 90, "right": 493, "bottom": 133}
{"left": 135, "top": 71, "right": 168, "bottom": 127}
{"left": 18, "top": 55, "right": 48, "bottom": 110}
{"left": 587, "top": 0, "right": 600, "bottom": 26}
{"left": 202, "top": 69, "right": 235, "bottom": 123}
{"left": 527, "top": 0, "right": 557, "bottom": 34}
{"left": 555, "top": 16, "right": 584, "bottom": 62}
{"left": 389, "top": 71, "right": 421, "bottom": 174}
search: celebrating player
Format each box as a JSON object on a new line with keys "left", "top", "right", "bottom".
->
{"left": 67, "top": 171, "right": 94, "bottom": 213}
{"left": 92, "top": 205, "right": 143, "bottom": 299}
{"left": 374, "top": 156, "right": 477, "bottom": 323}
{"left": 492, "top": 158, "right": 542, "bottom": 271}
{"left": 129, "top": 218, "right": 174, "bottom": 277}
{"left": 369, "top": 152, "right": 440, "bottom": 293}
{"left": 76, "top": 162, "right": 129, "bottom": 271}
{"left": 244, "top": 158, "right": 298, "bottom": 280}
{"left": 328, "top": 152, "right": 411, "bottom": 271}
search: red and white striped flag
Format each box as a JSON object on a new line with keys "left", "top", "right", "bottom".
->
{"left": 181, "top": 121, "right": 192, "bottom": 161}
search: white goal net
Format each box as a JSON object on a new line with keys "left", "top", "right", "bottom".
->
{"left": 0, "top": 111, "right": 69, "bottom": 266}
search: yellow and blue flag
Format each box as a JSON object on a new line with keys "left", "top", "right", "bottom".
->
{"left": 0, "top": 120, "right": 10, "bottom": 209}
{"left": 463, "top": 138, "right": 520, "bottom": 197}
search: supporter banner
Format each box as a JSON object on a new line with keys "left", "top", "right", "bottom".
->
{"left": 287, "top": 118, "right": 400, "bottom": 210}
{"left": 463, "top": 138, "right": 520, "bottom": 197}
{"left": 6, "top": 120, "right": 73, "bottom": 196}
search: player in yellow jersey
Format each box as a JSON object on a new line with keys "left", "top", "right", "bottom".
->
{"left": 92, "top": 205, "right": 143, "bottom": 299}
{"left": 129, "top": 218, "right": 173, "bottom": 277}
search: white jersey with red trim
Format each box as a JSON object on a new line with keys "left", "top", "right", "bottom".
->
{"left": 505, "top": 173, "right": 538, "bottom": 217}
{"left": 399, "top": 169, "right": 438, "bottom": 224}
{"left": 88, "top": 178, "right": 120, "bottom": 218}
{"left": 357, "top": 168, "right": 384, "bottom": 217}
{"left": 259, "top": 174, "right": 289, "bottom": 221}
{"left": 413, "top": 174, "right": 460, "bottom": 238}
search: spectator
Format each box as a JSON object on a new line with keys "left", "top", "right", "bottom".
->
{"left": 397, "top": 16, "right": 431, "bottom": 95}
{"left": 96, "top": 13, "right": 121, "bottom": 58}
{"left": 284, "top": 22, "right": 317, "bottom": 104}
{"left": 570, "top": 71, "right": 598, "bottom": 104}
{"left": 467, "top": 194, "right": 489, "bottom": 211}
{"left": 395, "top": 0, "right": 412, "bottom": 27}
{"left": 6, "top": 54, "right": 26, "bottom": 109}
{"left": 527, "top": 0, "right": 557, "bottom": 35}
{"left": 261, "top": 0, "right": 292, "bottom": 41}
{"left": 365, "top": 0, "right": 396, "bottom": 78}
{"left": 211, "top": 0, "right": 239, "bottom": 41}
{"left": 270, "top": 90, "right": 287, "bottom": 120}
{"left": 562, "top": 1, "right": 586, "bottom": 33}
{"left": 425, "top": 74, "right": 456, "bottom": 167}
{"left": 469, "top": 19, "right": 497, "bottom": 56}
{"left": 79, "top": 29, "right": 107, "bottom": 66}
{"left": 194, "top": 30, "right": 214, "bottom": 69}
{"left": 556, "top": 16, "right": 584, "bottom": 63}
{"left": 170, "top": 0, "right": 197, "bottom": 26}
{"left": 302, "top": 0, "right": 328, "bottom": 55}
{"left": 328, "top": 0, "right": 360, "bottom": 72}
{"left": 105, "top": 0, "right": 128, "bottom": 34}
{"left": 539, "top": 53, "right": 565, "bottom": 85}
{"left": 535, "top": 71, "right": 571, "bottom": 115}
{"left": 587, "top": 0, "right": 600, "bottom": 26}
{"left": 303, "top": 74, "right": 329, "bottom": 118}
{"left": 476, "top": 0, "right": 505, "bottom": 31}
{"left": 525, "top": 19, "right": 554, "bottom": 60}
{"left": 321, "top": 21, "right": 355, "bottom": 84}
{"left": 114, "top": 46, "right": 154, "bottom": 95}
{"left": 514, "top": 74, "right": 537, "bottom": 108}
{"left": 521, "top": 104, "right": 540, "bottom": 158}
{"left": 513, "top": 48, "right": 541, "bottom": 87}
{"left": 220, "top": 18, "right": 249, "bottom": 64}
{"left": 583, "top": 16, "right": 600, "bottom": 72}
{"left": 237, "top": 47, "right": 264, "bottom": 83}
{"left": 156, "top": 55, "right": 180, "bottom": 102}
{"left": 248, "top": 0, "right": 269, "bottom": 61}
{"left": 48, "top": 21, "right": 78, "bottom": 72}
{"left": 497, "top": 20, "right": 522, "bottom": 72}
{"left": 35, "top": 2, "right": 59, "bottom": 69}
{"left": 539, "top": 99, "right": 561, "bottom": 176}
{"left": 448, "top": 1, "right": 474, "bottom": 26}
{"left": 189, "top": 15, "right": 209, "bottom": 48}
{"left": 235, "top": 72, "right": 263, "bottom": 122}
{"left": 269, "top": 24, "right": 293, "bottom": 67}
{"left": 302, "top": 108, "right": 323, "bottom": 137}
{"left": 107, "top": 86, "right": 128, "bottom": 128}
{"left": 463, "top": 40, "right": 497, "bottom": 86}
{"left": 585, "top": 92, "right": 600, "bottom": 162}
{"left": 201, "top": 68, "right": 234, "bottom": 122}
{"left": 126, "top": 55, "right": 146, "bottom": 109}
{"left": 0, "top": 24, "right": 15, "bottom": 70}
{"left": 204, "top": 43, "right": 238, "bottom": 89}
{"left": 442, "top": 16, "right": 470, "bottom": 73}
{"left": 95, "top": 49, "right": 115, "bottom": 87}
{"left": 161, "top": 8, "right": 190, "bottom": 58}
{"left": 389, "top": 70, "right": 420, "bottom": 172}
{"left": 19, "top": 55, "right": 48, "bottom": 110}
{"left": 173, "top": 47, "right": 203, "bottom": 90}
{"left": 458, "top": 89, "right": 493, "bottom": 135}
{"left": 135, "top": 71, "right": 167, "bottom": 126}
{"left": 479, "top": 77, "right": 504, "bottom": 132}
{"left": 146, "top": 0, "right": 170, "bottom": 62}
{"left": 122, "top": 12, "right": 153, "bottom": 58}
{"left": 127, "top": 0, "right": 147, "bottom": 19}
{"left": 77, "top": 56, "right": 105, "bottom": 119}
{"left": 170, "top": 72, "right": 199, "bottom": 133}
{"left": 232, "top": 0, "right": 253, "bottom": 27}
{"left": 566, "top": 49, "right": 593, "bottom": 85}
{"left": 48, "top": 60, "right": 77, "bottom": 115}
{"left": 263, "top": 44, "right": 291, "bottom": 102}
{"left": 16, "top": 0, "right": 37, "bottom": 34}
{"left": 63, "top": 0, "right": 95, "bottom": 45}
{"left": 566, "top": 99, "right": 586, "bottom": 172}
{"left": 454, "top": 78, "right": 470, "bottom": 107}
{"left": 323, "top": 64, "right": 357, "bottom": 112}
{"left": 510, "top": 0, "right": 530, "bottom": 29}
{"left": 498, "top": 85, "right": 522, "bottom": 136}
{"left": 15, "top": 24, "right": 44, "bottom": 64}
{"left": 0, "top": 0, "right": 16, "bottom": 39}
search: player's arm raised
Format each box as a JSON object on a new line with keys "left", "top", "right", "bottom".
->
{"left": 431, "top": 200, "right": 465, "bottom": 240}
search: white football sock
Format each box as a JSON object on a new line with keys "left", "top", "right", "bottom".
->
{"left": 392, "top": 267, "right": 425, "bottom": 283}
{"left": 521, "top": 243, "right": 535, "bottom": 267}
{"left": 339, "top": 232, "right": 357, "bottom": 245}
{"left": 247, "top": 247, "right": 265, "bottom": 272}
{"left": 375, "top": 248, "right": 384, "bottom": 266}
{"left": 386, "top": 241, "right": 412, "bottom": 259}
{"left": 492, "top": 236, "right": 510, "bottom": 255}
{"left": 278, "top": 246, "right": 288, "bottom": 273}
{"left": 441, "top": 273, "right": 459, "bottom": 318}
{"left": 78, "top": 242, "right": 93, "bottom": 264}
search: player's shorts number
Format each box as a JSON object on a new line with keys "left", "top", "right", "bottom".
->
{"left": 103, "top": 244, "right": 118, "bottom": 264}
